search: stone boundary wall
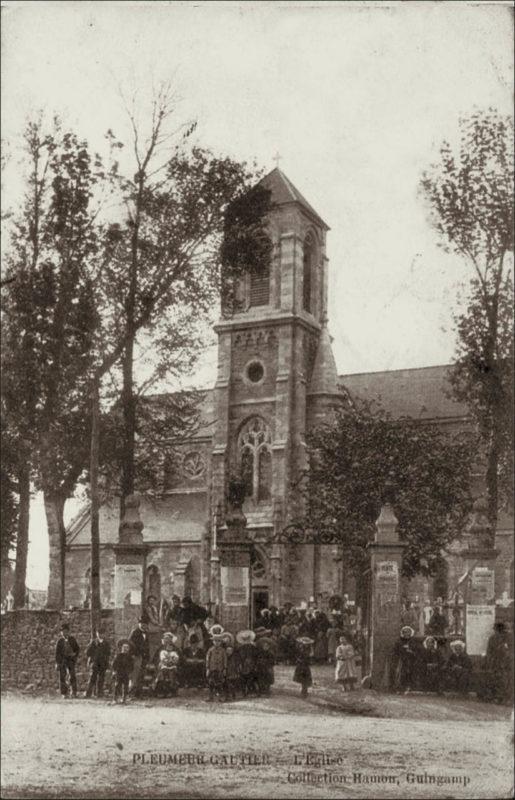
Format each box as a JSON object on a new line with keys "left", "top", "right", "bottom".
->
{"left": 1, "top": 608, "right": 114, "bottom": 692}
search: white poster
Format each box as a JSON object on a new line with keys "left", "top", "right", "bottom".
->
{"left": 465, "top": 605, "right": 495, "bottom": 656}
{"left": 220, "top": 565, "right": 249, "bottom": 606}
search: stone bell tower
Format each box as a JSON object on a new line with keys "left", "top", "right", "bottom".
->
{"left": 209, "top": 167, "right": 344, "bottom": 615}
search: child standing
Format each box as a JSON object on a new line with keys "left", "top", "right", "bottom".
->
{"left": 326, "top": 618, "right": 344, "bottom": 665}
{"left": 206, "top": 633, "right": 227, "bottom": 702}
{"left": 335, "top": 635, "right": 358, "bottom": 692}
{"left": 256, "top": 640, "right": 275, "bottom": 696}
{"left": 224, "top": 645, "right": 240, "bottom": 701}
{"left": 236, "top": 630, "right": 259, "bottom": 696}
{"left": 112, "top": 641, "right": 134, "bottom": 704}
{"left": 293, "top": 636, "right": 313, "bottom": 698}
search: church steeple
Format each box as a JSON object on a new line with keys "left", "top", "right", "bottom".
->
{"left": 259, "top": 168, "right": 330, "bottom": 232}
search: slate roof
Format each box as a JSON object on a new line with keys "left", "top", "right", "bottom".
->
{"left": 340, "top": 365, "right": 468, "bottom": 421}
{"left": 67, "top": 493, "right": 208, "bottom": 546}
{"left": 259, "top": 168, "right": 330, "bottom": 230}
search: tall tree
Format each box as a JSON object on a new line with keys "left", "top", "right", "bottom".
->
{"left": 421, "top": 109, "right": 514, "bottom": 530}
{"left": 1, "top": 120, "right": 102, "bottom": 608}
{"left": 85, "top": 85, "right": 271, "bottom": 620}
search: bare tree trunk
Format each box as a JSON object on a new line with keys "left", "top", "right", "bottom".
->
{"left": 120, "top": 336, "right": 136, "bottom": 519}
{"left": 486, "top": 429, "right": 499, "bottom": 534}
{"left": 13, "top": 462, "right": 30, "bottom": 608}
{"left": 90, "top": 378, "right": 101, "bottom": 634}
{"left": 45, "top": 492, "right": 65, "bottom": 609}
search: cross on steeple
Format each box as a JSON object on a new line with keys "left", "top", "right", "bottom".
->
{"left": 273, "top": 151, "right": 282, "bottom": 169}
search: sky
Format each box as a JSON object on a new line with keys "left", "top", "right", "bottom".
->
{"left": 1, "top": 0, "right": 513, "bottom": 590}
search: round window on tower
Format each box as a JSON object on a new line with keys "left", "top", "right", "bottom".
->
{"left": 246, "top": 360, "right": 265, "bottom": 384}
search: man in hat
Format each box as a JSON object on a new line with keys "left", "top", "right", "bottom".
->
{"left": 427, "top": 604, "right": 448, "bottom": 638}
{"left": 279, "top": 614, "right": 299, "bottom": 665}
{"left": 485, "top": 622, "right": 512, "bottom": 703}
{"left": 392, "top": 626, "right": 417, "bottom": 693}
{"left": 206, "top": 632, "right": 227, "bottom": 701}
{"left": 178, "top": 595, "right": 208, "bottom": 627}
{"left": 128, "top": 618, "right": 150, "bottom": 697}
{"left": 166, "top": 595, "right": 182, "bottom": 625}
{"left": 85, "top": 627, "right": 111, "bottom": 698}
{"left": 55, "top": 622, "right": 80, "bottom": 699}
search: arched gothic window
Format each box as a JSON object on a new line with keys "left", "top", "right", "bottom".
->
{"left": 303, "top": 234, "right": 314, "bottom": 312}
{"left": 238, "top": 417, "right": 272, "bottom": 503}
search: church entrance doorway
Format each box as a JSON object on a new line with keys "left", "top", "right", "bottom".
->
{"left": 252, "top": 589, "right": 269, "bottom": 626}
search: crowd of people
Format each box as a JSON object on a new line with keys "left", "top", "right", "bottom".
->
{"left": 54, "top": 594, "right": 362, "bottom": 703}
{"left": 53, "top": 593, "right": 512, "bottom": 705}
{"left": 391, "top": 622, "right": 513, "bottom": 702}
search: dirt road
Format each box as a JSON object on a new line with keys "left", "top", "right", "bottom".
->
{"left": 1, "top": 688, "right": 512, "bottom": 799}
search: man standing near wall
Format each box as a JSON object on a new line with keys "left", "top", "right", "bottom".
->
{"left": 55, "top": 623, "right": 80, "bottom": 699}
{"left": 128, "top": 619, "right": 150, "bottom": 697}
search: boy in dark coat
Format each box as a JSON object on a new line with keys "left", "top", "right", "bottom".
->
{"left": 55, "top": 623, "right": 80, "bottom": 698}
{"left": 112, "top": 642, "right": 134, "bottom": 703}
{"left": 85, "top": 628, "right": 111, "bottom": 698}
{"left": 236, "top": 630, "right": 259, "bottom": 696}
{"left": 206, "top": 634, "right": 227, "bottom": 701}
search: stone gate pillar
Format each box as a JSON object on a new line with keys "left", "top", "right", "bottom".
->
{"left": 217, "top": 479, "right": 251, "bottom": 634}
{"left": 269, "top": 543, "right": 282, "bottom": 608}
{"left": 113, "top": 494, "right": 148, "bottom": 642}
{"left": 367, "top": 501, "right": 405, "bottom": 690}
{"left": 463, "top": 497, "right": 498, "bottom": 657}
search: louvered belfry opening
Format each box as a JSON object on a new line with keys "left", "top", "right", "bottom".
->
{"left": 303, "top": 235, "right": 313, "bottom": 312}
{"left": 249, "top": 267, "right": 270, "bottom": 306}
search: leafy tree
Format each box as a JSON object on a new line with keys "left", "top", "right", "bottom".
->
{"left": 295, "top": 404, "right": 474, "bottom": 583}
{"left": 1, "top": 119, "right": 102, "bottom": 608}
{"left": 421, "top": 109, "right": 514, "bottom": 530}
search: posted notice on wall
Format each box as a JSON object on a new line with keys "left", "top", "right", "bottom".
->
{"left": 469, "top": 567, "right": 495, "bottom": 604}
{"left": 465, "top": 604, "right": 495, "bottom": 656}
{"left": 220, "top": 566, "right": 249, "bottom": 606}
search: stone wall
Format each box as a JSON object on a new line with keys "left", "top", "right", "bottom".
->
{"left": 65, "top": 547, "right": 116, "bottom": 609}
{"left": 1, "top": 608, "right": 114, "bottom": 692}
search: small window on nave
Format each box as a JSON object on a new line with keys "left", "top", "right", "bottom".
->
{"left": 238, "top": 417, "right": 272, "bottom": 503}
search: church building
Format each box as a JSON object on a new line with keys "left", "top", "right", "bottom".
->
{"left": 64, "top": 169, "right": 514, "bottom": 621}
